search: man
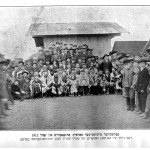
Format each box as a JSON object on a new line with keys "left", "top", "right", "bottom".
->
{"left": 59, "top": 49, "right": 67, "bottom": 61}
{"left": 109, "top": 51, "right": 117, "bottom": 61}
{"left": 136, "top": 58, "right": 150, "bottom": 115}
{"left": 102, "top": 54, "right": 112, "bottom": 73}
{"left": 122, "top": 58, "right": 134, "bottom": 111}
{"left": 0, "top": 58, "right": 12, "bottom": 118}
{"left": 25, "top": 59, "right": 32, "bottom": 72}
{"left": 38, "top": 49, "right": 45, "bottom": 62}
{"left": 40, "top": 71, "right": 53, "bottom": 97}
{"left": 44, "top": 50, "right": 51, "bottom": 64}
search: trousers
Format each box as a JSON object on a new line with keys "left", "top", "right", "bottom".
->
{"left": 138, "top": 92, "right": 147, "bottom": 113}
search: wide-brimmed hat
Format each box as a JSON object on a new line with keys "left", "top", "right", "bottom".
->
{"left": 138, "top": 58, "right": 149, "bottom": 63}
{"left": 123, "top": 58, "right": 134, "bottom": 64}
{"left": 0, "top": 58, "right": 10, "bottom": 65}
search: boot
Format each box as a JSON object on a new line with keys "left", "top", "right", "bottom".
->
{"left": 130, "top": 98, "right": 135, "bottom": 111}
{"left": 5, "top": 103, "right": 12, "bottom": 110}
{"left": 143, "top": 111, "right": 150, "bottom": 119}
{"left": 126, "top": 97, "right": 131, "bottom": 110}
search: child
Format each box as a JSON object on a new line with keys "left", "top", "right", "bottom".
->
{"left": 97, "top": 70, "right": 105, "bottom": 94}
{"left": 23, "top": 78, "right": 31, "bottom": 99}
{"left": 89, "top": 68, "right": 98, "bottom": 95}
{"left": 60, "top": 72, "right": 70, "bottom": 96}
{"left": 122, "top": 59, "right": 134, "bottom": 111}
{"left": 31, "top": 72, "right": 42, "bottom": 99}
{"left": 115, "top": 70, "right": 123, "bottom": 95}
{"left": 131, "top": 67, "right": 140, "bottom": 110}
{"left": 78, "top": 70, "right": 89, "bottom": 95}
{"left": 103, "top": 69, "right": 110, "bottom": 94}
{"left": 69, "top": 75, "right": 78, "bottom": 96}
{"left": 109, "top": 67, "right": 116, "bottom": 94}
{"left": 75, "top": 63, "right": 81, "bottom": 75}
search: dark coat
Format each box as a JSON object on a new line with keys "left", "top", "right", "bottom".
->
{"left": 0, "top": 67, "right": 9, "bottom": 99}
{"left": 136, "top": 68, "right": 150, "bottom": 93}
{"left": 102, "top": 60, "right": 112, "bottom": 73}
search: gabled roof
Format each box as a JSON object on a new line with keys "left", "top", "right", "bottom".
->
{"left": 27, "top": 22, "right": 128, "bottom": 37}
{"left": 141, "top": 39, "right": 150, "bottom": 54}
{"left": 112, "top": 41, "right": 147, "bottom": 54}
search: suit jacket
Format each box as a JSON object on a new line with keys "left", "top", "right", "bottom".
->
{"left": 136, "top": 68, "right": 150, "bottom": 93}
{"left": 122, "top": 67, "right": 134, "bottom": 88}
{"left": 102, "top": 60, "right": 112, "bottom": 73}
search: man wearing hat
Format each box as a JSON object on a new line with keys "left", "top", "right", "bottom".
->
{"left": 136, "top": 58, "right": 150, "bottom": 115}
{"left": 102, "top": 54, "right": 112, "bottom": 73}
{"left": 122, "top": 58, "right": 134, "bottom": 111}
{"left": 110, "top": 51, "right": 117, "bottom": 61}
{"left": 0, "top": 58, "right": 12, "bottom": 118}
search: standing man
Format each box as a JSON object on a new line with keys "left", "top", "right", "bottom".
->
{"left": 136, "top": 59, "right": 150, "bottom": 115}
{"left": 122, "top": 58, "right": 134, "bottom": 111}
{"left": 0, "top": 58, "right": 12, "bottom": 118}
{"left": 102, "top": 54, "right": 112, "bottom": 73}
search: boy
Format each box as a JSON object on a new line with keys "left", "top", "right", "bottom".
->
{"left": 122, "top": 58, "right": 134, "bottom": 110}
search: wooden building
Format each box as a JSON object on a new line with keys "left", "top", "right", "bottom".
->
{"left": 27, "top": 22, "right": 127, "bottom": 56}
{"left": 112, "top": 41, "right": 147, "bottom": 55}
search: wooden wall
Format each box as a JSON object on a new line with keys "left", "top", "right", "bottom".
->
{"left": 43, "top": 35, "right": 112, "bottom": 57}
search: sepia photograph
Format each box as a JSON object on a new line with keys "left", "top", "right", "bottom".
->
{"left": 1, "top": 5, "right": 150, "bottom": 132}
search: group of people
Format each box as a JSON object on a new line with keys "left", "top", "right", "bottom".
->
{"left": 122, "top": 52, "right": 150, "bottom": 122}
{"left": 1, "top": 41, "right": 150, "bottom": 122}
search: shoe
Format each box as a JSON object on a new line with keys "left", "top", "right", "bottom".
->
{"left": 130, "top": 107, "right": 134, "bottom": 111}
{"left": 6, "top": 107, "right": 13, "bottom": 110}
{"left": 127, "top": 105, "right": 131, "bottom": 110}
{"left": 2, "top": 113, "right": 8, "bottom": 116}
{"left": 137, "top": 111, "right": 143, "bottom": 115}
{"left": 143, "top": 112, "right": 149, "bottom": 119}
{"left": 0, "top": 115, "right": 6, "bottom": 118}
{"left": 136, "top": 109, "right": 140, "bottom": 112}
{"left": 145, "top": 119, "right": 150, "bottom": 123}
{"left": 139, "top": 113, "right": 145, "bottom": 117}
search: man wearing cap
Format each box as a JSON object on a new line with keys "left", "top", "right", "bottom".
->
{"left": 38, "top": 49, "right": 45, "bottom": 63}
{"left": 44, "top": 50, "right": 51, "bottom": 64}
{"left": 122, "top": 58, "right": 134, "bottom": 110}
{"left": 60, "top": 49, "right": 67, "bottom": 61}
{"left": 136, "top": 58, "right": 150, "bottom": 115}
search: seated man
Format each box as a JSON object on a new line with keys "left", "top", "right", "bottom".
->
{"left": 40, "top": 71, "right": 53, "bottom": 97}
{"left": 11, "top": 80, "right": 24, "bottom": 101}
{"left": 30, "top": 72, "right": 42, "bottom": 99}
{"left": 51, "top": 73, "right": 61, "bottom": 96}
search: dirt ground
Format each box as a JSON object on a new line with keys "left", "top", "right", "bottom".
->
{"left": 0, "top": 95, "right": 150, "bottom": 130}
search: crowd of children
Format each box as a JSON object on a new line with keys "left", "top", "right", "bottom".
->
{"left": 1, "top": 42, "right": 124, "bottom": 102}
